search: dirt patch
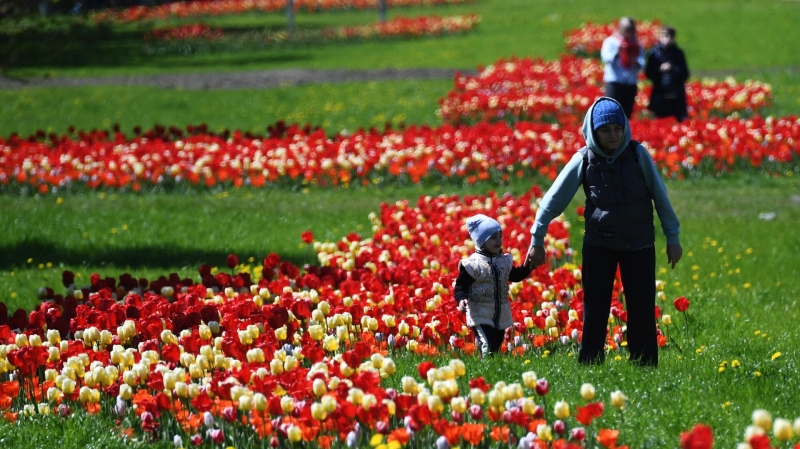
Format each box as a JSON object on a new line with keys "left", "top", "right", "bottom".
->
{"left": 0, "top": 68, "right": 477, "bottom": 90}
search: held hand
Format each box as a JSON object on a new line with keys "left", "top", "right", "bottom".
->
{"left": 525, "top": 244, "right": 547, "bottom": 269}
{"left": 660, "top": 62, "right": 672, "bottom": 72}
{"left": 457, "top": 300, "right": 468, "bottom": 314}
{"left": 667, "top": 244, "right": 683, "bottom": 269}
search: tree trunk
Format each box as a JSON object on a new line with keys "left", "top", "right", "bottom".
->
{"left": 378, "top": 0, "right": 386, "bottom": 23}
{"left": 286, "top": 0, "right": 295, "bottom": 36}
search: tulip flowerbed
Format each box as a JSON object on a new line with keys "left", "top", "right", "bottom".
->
{"left": 563, "top": 20, "right": 662, "bottom": 57}
{"left": 322, "top": 14, "right": 480, "bottom": 40}
{"left": 92, "top": 0, "right": 475, "bottom": 23}
{"left": 145, "top": 24, "right": 226, "bottom": 42}
{"left": 143, "top": 15, "right": 479, "bottom": 53}
{"left": 2, "top": 112, "right": 799, "bottom": 195}
{"left": 437, "top": 56, "right": 773, "bottom": 125}
{"left": 0, "top": 189, "right": 696, "bottom": 448}
{"left": 2, "top": 190, "right": 799, "bottom": 448}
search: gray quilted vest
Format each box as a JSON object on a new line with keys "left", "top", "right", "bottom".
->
{"left": 580, "top": 141, "right": 655, "bottom": 250}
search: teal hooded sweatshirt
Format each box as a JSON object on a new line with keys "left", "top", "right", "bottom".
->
{"left": 530, "top": 97, "right": 681, "bottom": 248}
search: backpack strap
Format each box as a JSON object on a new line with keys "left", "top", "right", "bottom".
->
{"left": 579, "top": 146, "right": 590, "bottom": 199}
{"left": 580, "top": 140, "right": 643, "bottom": 191}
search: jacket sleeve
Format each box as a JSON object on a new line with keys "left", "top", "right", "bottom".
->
{"left": 600, "top": 36, "right": 619, "bottom": 65}
{"left": 635, "top": 45, "right": 646, "bottom": 71}
{"left": 509, "top": 265, "right": 533, "bottom": 283}
{"left": 644, "top": 49, "right": 660, "bottom": 82}
{"left": 453, "top": 264, "right": 475, "bottom": 303}
{"left": 637, "top": 145, "right": 681, "bottom": 245}
{"left": 530, "top": 152, "right": 584, "bottom": 246}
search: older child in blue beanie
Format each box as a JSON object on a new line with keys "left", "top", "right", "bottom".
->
{"left": 525, "top": 97, "right": 683, "bottom": 367}
{"left": 454, "top": 214, "right": 533, "bottom": 357}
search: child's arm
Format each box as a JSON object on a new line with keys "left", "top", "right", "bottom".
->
{"left": 508, "top": 264, "right": 534, "bottom": 283}
{"left": 454, "top": 264, "right": 475, "bottom": 313}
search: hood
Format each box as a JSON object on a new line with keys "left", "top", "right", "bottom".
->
{"left": 581, "top": 96, "right": 632, "bottom": 161}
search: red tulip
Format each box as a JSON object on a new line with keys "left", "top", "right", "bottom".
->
{"left": 226, "top": 254, "right": 239, "bottom": 269}
{"left": 208, "top": 428, "right": 224, "bottom": 444}
{"left": 680, "top": 424, "right": 713, "bottom": 449}
{"left": 535, "top": 378, "right": 549, "bottom": 396}
{"left": 673, "top": 296, "right": 690, "bottom": 312}
{"left": 469, "top": 404, "right": 483, "bottom": 420}
{"left": 571, "top": 427, "right": 587, "bottom": 441}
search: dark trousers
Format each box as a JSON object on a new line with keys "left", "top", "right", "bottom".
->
{"left": 579, "top": 243, "right": 658, "bottom": 366}
{"left": 604, "top": 82, "right": 638, "bottom": 118}
{"left": 473, "top": 324, "right": 505, "bottom": 356}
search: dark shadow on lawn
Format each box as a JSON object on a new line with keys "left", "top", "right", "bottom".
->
{"left": 0, "top": 239, "right": 310, "bottom": 272}
{"left": 4, "top": 22, "right": 315, "bottom": 71}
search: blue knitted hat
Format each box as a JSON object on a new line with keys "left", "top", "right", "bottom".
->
{"left": 592, "top": 99, "right": 626, "bottom": 130}
{"left": 466, "top": 214, "right": 501, "bottom": 248}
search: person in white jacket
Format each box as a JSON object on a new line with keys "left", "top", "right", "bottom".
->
{"left": 601, "top": 17, "right": 645, "bottom": 118}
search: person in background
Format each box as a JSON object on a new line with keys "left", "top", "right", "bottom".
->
{"left": 645, "top": 25, "right": 690, "bottom": 122}
{"left": 525, "top": 97, "right": 683, "bottom": 367}
{"left": 601, "top": 17, "right": 645, "bottom": 118}
{"left": 454, "top": 214, "right": 533, "bottom": 357}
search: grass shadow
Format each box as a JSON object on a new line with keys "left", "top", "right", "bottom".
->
{"left": 0, "top": 239, "right": 309, "bottom": 271}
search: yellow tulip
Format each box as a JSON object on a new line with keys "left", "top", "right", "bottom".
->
{"left": 554, "top": 400, "right": 570, "bottom": 419}
{"left": 238, "top": 395, "right": 253, "bottom": 412}
{"left": 308, "top": 325, "right": 324, "bottom": 341}
{"left": 287, "top": 425, "right": 302, "bottom": 443}
{"left": 773, "top": 418, "right": 793, "bottom": 441}
{"left": 753, "top": 409, "right": 772, "bottom": 431}
{"left": 311, "top": 402, "right": 327, "bottom": 420}
{"left": 280, "top": 396, "right": 295, "bottom": 413}
{"left": 427, "top": 395, "right": 445, "bottom": 414}
{"left": 450, "top": 397, "right": 467, "bottom": 414}
{"left": 313, "top": 378, "right": 327, "bottom": 397}
{"left": 119, "top": 384, "right": 133, "bottom": 401}
{"left": 470, "top": 388, "right": 485, "bottom": 405}
{"left": 321, "top": 395, "right": 337, "bottom": 413}
{"left": 522, "top": 371, "right": 537, "bottom": 389}
{"left": 610, "top": 390, "right": 627, "bottom": 410}
{"left": 537, "top": 424, "right": 553, "bottom": 442}
{"left": 580, "top": 383, "right": 596, "bottom": 401}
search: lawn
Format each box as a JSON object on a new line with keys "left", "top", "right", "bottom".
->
{"left": 1, "top": 0, "right": 800, "bottom": 448}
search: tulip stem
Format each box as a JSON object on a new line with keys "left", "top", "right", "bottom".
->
{"left": 682, "top": 311, "right": 694, "bottom": 346}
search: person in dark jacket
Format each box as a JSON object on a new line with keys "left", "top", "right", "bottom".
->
{"left": 645, "top": 26, "right": 690, "bottom": 121}
{"left": 525, "top": 97, "right": 683, "bottom": 367}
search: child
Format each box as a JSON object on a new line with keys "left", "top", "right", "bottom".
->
{"left": 525, "top": 97, "right": 683, "bottom": 367}
{"left": 454, "top": 214, "right": 533, "bottom": 356}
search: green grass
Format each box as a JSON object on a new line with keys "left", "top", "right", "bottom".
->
{"left": 2, "top": 0, "right": 800, "bottom": 447}
{"left": 3, "top": 175, "right": 800, "bottom": 447}
{"left": 0, "top": 79, "right": 452, "bottom": 137}
{"left": 5, "top": 0, "right": 800, "bottom": 78}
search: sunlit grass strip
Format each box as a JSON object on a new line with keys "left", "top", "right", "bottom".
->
{"left": 92, "top": 0, "right": 477, "bottom": 23}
